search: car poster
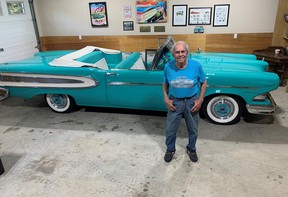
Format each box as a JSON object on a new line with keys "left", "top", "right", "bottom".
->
{"left": 136, "top": 0, "right": 167, "bottom": 24}
{"left": 89, "top": 2, "right": 109, "bottom": 27}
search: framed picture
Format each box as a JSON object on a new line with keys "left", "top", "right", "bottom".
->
{"left": 123, "top": 21, "right": 134, "bottom": 31}
{"left": 89, "top": 2, "right": 108, "bottom": 27}
{"left": 188, "top": 7, "right": 212, "bottom": 25}
{"left": 136, "top": 0, "right": 167, "bottom": 24}
{"left": 123, "top": 5, "right": 132, "bottom": 18}
{"left": 213, "top": 4, "right": 230, "bottom": 27}
{"left": 172, "top": 5, "right": 187, "bottom": 26}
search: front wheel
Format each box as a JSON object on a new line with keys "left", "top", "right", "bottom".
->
{"left": 45, "top": 94, "right": 75, "bottom": 113}
{"left": 202, "top": 95, "right": 243, "bottom": 125}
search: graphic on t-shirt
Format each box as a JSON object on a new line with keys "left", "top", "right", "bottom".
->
{"left": 171, "top": 76, "right": 194, "bottom": 88}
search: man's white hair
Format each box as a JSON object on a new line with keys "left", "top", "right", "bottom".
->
{"left": 172, "top": 41, "right": 189, "bottom": 54}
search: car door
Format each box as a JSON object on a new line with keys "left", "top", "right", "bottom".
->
{"left": 105, "top": 69, "right": 166, "bottom": 111}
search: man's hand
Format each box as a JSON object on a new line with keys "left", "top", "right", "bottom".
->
{"left": 191, "top": 98, "right": 203, "bottom": 112}
{"left": 164, "top": 97, "right": 176, "bottom": 111}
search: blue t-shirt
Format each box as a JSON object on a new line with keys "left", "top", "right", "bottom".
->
{"left": 163, "top": 59, "right": 206, "bottom": 98}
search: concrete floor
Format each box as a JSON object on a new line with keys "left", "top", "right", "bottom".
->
{"left": 0, "top": 87, "right": 287, "bottom": 197}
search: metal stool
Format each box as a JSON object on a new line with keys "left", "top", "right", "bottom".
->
{"left": 0, "top": 158, "right": 5, "bottom": 175}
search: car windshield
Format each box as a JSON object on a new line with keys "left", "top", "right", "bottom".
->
{"left": 149, "top": 35, "right": 175, "bottom": 70}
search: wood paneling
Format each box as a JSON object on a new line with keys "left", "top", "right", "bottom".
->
{"left": 206, "top": 33, "right": 273, "bottom": 53}
{"left": 40, "top": 33, "right": 273, "bottom": 54}
{"left": 173, "top": 34, "right": 206, "bottom": 52}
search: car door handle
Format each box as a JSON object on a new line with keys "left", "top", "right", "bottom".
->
{"left": 0, "top": 48, "right": 4, "bottom": 52}
{"left": 106, "top": 72, "right": 119, "bottom": 76}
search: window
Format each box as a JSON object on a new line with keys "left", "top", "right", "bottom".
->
{"left": 7, "top": 1, "right": 25, "bottom": 15}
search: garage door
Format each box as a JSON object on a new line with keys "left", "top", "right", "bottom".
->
{"left": 0, "top": 0, "right": 38, "bottom": 63}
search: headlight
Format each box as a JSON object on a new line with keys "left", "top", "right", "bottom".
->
{"left": 253, "top": 94, "right": 268, "bottom": 101}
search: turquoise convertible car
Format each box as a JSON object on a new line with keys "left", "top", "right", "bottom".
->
{"left": 0, "top": 36, "right": 279, "bottom": 124}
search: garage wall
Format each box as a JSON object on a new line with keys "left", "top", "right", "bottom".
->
{"left": 34, "top": 0, "right": 278, "bottom": 36}
{"left": 40, "top": 33, "right": 273, "bottom": 54}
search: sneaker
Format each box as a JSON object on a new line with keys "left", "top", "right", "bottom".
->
{"left": 164, "top": 151, "right": 175, "bottom": 163}
{"left": 187, "top": 150, "right": 198, "bottom": 162}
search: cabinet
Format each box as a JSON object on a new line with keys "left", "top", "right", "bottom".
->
{"left": 254, "top": 46, "right": 288, "bottom": 86}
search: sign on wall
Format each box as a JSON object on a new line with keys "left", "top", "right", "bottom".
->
{"left": 136, "top": 0, "right": 167, "bottom": 24}
{"left": 89, "top": 2, "right": 108, "bottom": 27}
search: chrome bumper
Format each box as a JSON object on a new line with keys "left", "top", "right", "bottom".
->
{"left": 246, "top": 93, "right": 277, "bottom": 115}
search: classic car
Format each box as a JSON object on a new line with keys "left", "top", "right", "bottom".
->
{"left": 0, "top": 36, "right": 279, "bottom": 125}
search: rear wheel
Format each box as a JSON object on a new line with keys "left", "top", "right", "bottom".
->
{"left": 45, "top": 94, "right": 75, "bottom": 113}
{"left": 202, "top": 95, "right": 243, "bottom": 125}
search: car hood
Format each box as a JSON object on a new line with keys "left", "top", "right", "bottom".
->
{"left": 191, "top": 52, "right": 269, "bottom": 72}
{"left": 192, "top": 53, "right": 278, "bottom": 90}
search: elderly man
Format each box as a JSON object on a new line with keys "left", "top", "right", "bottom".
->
{"left": 162, "top": 41, "right": 207, "bottom": 163}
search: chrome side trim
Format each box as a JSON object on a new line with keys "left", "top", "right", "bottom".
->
{"left": 108, "top": 82, "right": 161, "bottom": 86}
{"left": 0, "top": 73, "right": 98, "bottom": 88}
{"left": 246, "top": 93, "right": 277, "bottom": 115}
{"left": 207, "top": 84, "right": 259, "bottom": 90}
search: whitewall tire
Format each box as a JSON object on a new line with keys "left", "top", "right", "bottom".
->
{"left": 202, "top": 95, "right": 243, "bottom": 125}
{"left": 45, "top": 94, "right": 75, "bottom": 113}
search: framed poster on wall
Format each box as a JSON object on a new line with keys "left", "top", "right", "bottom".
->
{"left": 188, "top": 7, "right": 212, "bottom": 25}
{"left": 89, "top": 2, "right": 108, "bottom": 27}
{"left": 172, "top": 5, "right": 187, "bottom": 26}
{"left": 213, "top": 4, "right": 230, "bottom": 27}
{"left": 136, "top": 0, "right": 167, "bottom": 24}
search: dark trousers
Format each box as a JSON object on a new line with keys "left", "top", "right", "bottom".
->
{"left": 0, "top": 158, "right": 4, "bottom": 175}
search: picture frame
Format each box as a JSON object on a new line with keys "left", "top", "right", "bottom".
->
{"left": 89, "top": 2, "right": 108, "bottom": 27}
{"left": 188, "top": 7, "right": 212, "bottom": 25}
{"left": 213, "top": 4, "right": 230, "bottom": 27}
{"left": 172, "top": 5, "right": 187, "bottom": 26}
{"left": 136, "top": 0, "right": 167, "bottom": 24}
{"left": 123, "top": 5, "right": 132, "bottom": 18}
{"left": 123, "top": 21, "right": 134, "bottom": 31}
